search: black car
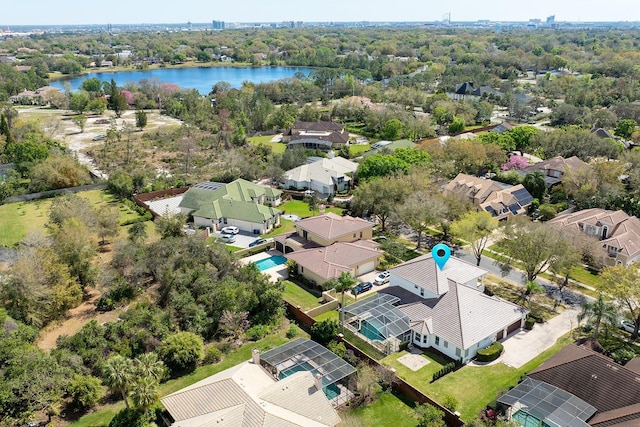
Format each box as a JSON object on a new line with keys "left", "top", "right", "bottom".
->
{"left": 249, "top": 238, "right": 267, "bottom": 247}
{"left": 353, "top": 281, "right": 373, "bottom": 295}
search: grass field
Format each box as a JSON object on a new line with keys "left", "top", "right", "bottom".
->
{"left": 350, "top": 143, "right": 371, "bottom": 156}
{"left": 345, "top": 391, "right": 418, "bottom": 427}
{"left": 282, "top": 280, "right": 321, "bottom": 311}
{"left": 247, "top": 135, "right": 287, "bottom": 154}
{"left": 0, "top": 189, "right": 145, "bottom": 247}
{"left": 261, "top": 218, "right": 296, "bottom": 238}
{"left": 279, "top": 200, "right": 343, "bottom": 218}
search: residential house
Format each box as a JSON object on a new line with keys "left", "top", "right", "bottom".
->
{"left": 548, "top": 208, "right": 640, "bottom": 266}
{"left": 344, "top": 254, "right": 526, "bottom": 361}
{"left": 520, "top": 155, "right": 590, "bottom": 188}
{"left": 499, "top": 344, "right": 640, "bottom": 426}
{"left": 282, "top": 154, "right": 358, "bottom": 196}
{"left": 285, "top": 121, "right": 350, "bottom": 150}
{"left": 443, "top": 173, "right": 533, "bottom": 220}
{"left": 161, "top": 338, "right": 353, "bottom": 427}
{"left": 277, "top": 213, "right": 379, "bottom": 285}
{"left": 447, "top": 81, "right": 505, "bottom": 101}
{"left": 179, "top": 179, "right": 282, "bottom": 234}
{"left": 276, "top": 212, "right": 374, "bottom": 253}
{"left": 285, "top": 241, "right": 381, "bottom": 286}
{"left": 9, "top": 86, "right": 61, "bottom": 105}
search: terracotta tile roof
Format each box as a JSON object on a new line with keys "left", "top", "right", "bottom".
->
{"left": 548, "top": 209, "right": 640, "bottom": 260}
{"left": 522, "top": 155, "right": 589, "bottom": 175}
{"left": 295, "top": 213, "right": 373, "bottom": 241}
{"left": 528, "top": 344, "right": 640, "bottom": 425}
{"left": 285, "top": 241, "right": 380, "bottom": 281}
{"left": 624, "top": 357, "right": 640, "bottom": 375}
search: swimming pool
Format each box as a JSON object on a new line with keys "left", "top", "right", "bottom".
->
{"left": 351, "top": 319, "right": 386, "bottom": 341}
{"left": 512, "top": 410, "right": 548, "bottom": 427}
{"left": 254, "top": 255, "right": 287, "bottom": 271}
{"left": 279, "top": 363, "right": 341, "bottom": 400}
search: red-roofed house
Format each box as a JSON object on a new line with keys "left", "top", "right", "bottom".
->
{"left": 548, "top": 208, "right": 640, "bottom": 266}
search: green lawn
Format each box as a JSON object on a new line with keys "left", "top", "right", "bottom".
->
{"left": 349, "top": 143, "right": 371, "bottom": 156}
{"left": 71, "top": 334, "right": 292, "bottom": 426}
{"left": 279, "top": 200, "right": 343, "bottom": 219}
{"left": 381, "top": 351, "right": 447, "bottom": 384}
{"left": 314, "top": 310, "right": 339, "bottom": 322}
{"left": 282, "top": 280, "right": 322, "bottom": 311}
{"left": 0, "top": 189, "right": 144, "bottom": 247}
{"left": 247, "top": 135, "right": 287, "bottom": 154}
{"left": 345, "top": 391, "right": 418, "bottom": 427}
{"left": 381, "top": 334, "right": 573, "bottom": 422}
{"left": 261, "top": 218, "right": 296, "bottom": 238}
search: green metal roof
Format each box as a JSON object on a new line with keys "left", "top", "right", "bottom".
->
{"left": 180, "top": 180, "right": 281, "bottom": 223}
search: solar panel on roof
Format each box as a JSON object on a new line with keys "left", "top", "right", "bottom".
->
{"left": 509, "top": 204, "right": 521, "bottom": 214}
{"left": 513, "top": 188, "right": 534, "bottom": 205}
{"left": 193, "top": 181, "right": 226, "bottom": 191}
{"left": 485, "top": 206, "right": 497, "bottom": 216}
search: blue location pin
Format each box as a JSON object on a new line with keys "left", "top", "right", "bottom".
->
{"left": 432, "top": 243, "right": 451, "bottom": 271}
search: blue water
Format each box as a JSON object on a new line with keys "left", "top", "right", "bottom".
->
{"left": 324, "top": 383, "right": 341, "bottom": 400}
{"left": 279, "top": 362, "right": 341, "bottom": 400}
{"left": 279, "top": 361, "right": 316, "bottom": 379}
{"left": 50, "top": 66, "right": 313, "bottom": 94}
{"left": 351, "top": 319, "right": 385, "bottom": 341}
{"left": 513, "top": 410, "right": 547, "bottom": 427}
{"left": 254, "top": 255, "right": 287, "bottom": 271}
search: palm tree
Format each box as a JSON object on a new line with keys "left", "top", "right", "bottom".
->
{"left": 134, "top": 352, "right": 166, "bottom": 383}
{"left": 334, "top": 272, "right": 356, "bottom": 334}
{"left": 129, "top": 375, "right": 159, "bottom": 414}
{"left": 578, "top": 293, "right": 618, "bottom": 341}
{"left": 102, "top": 355, "right": 133, "bottom": 408}
{"left": 521, "top": 281, "right": 544, "bottom": 309}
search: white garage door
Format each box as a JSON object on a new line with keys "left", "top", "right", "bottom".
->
{"left": 358, "top": 261, "right": 375, "bottom": 275}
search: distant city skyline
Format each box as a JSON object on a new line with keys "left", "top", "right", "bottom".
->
{"left": 3, "top": 0, "right": 640, "bottom": 26}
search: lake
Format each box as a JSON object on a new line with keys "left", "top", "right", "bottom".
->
{"left": 49, "top": 66, "right": 314, "bottom": 94}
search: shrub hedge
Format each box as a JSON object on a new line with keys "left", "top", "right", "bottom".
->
{"left": 476, "top": 341, "right": 503, "bottom": 362}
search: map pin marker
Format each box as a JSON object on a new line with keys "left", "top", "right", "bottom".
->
{"left": 432, "top": 243, "right": 451, "bottom": 271}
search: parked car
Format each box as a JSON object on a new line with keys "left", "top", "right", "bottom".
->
{"left": 249, "top": 238, "right": 267, "bottom": 247}
{"left": 92, "top": 134, "right": 105, "bottom": 141}
{"left": 373, "top": 271, "right": 390, "bottom": 285}
{"left": 221, "top": 226, "right": 239, "bottom": 234}
{"left": 183, "top": 228, "right": 197, "bottom": 236}
{"left": 620, "top": 320, "right": 636, "bottom": 334}
{"left": 352, "top": 282, "right": 373, "bottom": 295}
{"left": 219, "top": 233, "right": 236, "bottom": 244}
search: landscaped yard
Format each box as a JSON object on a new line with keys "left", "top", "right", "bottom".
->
{"left": 282, "top": 280, "right": 321, "bottom": 311}
{"left": 261, "top": 218, "right": 296, "bottom": 238}
{"left": 279, "top": 199, "right": 343, "bottom": 218}
{"left": 247, "top": 135, "right": 287, "bottom": 154}
{"left": 344, "top": 391, "right": 418, "bottom": 427}
{"left": 349, "top": 143, "right": 371, "bottom": 156}
{"left": 0, "top": 189, "right": 145, "bottom": 246}
{"left": 381, "top": 351, "right": 447, "bottom": 383}
{"left": 381, "top": 334, "right": 573, "bottom": 422}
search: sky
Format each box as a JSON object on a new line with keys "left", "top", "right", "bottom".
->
{"left": 3, "top": 0, "right": 640, "bottom": 26}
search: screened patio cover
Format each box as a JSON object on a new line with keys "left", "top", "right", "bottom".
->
{"left": 498, "top": 377, "right": 597, "bottom": 427}
{"left": 343, "top": 293, "right": 411, "bottom": 339}
{"left": 260, "top": 338, "right": 356, "bottom": 388}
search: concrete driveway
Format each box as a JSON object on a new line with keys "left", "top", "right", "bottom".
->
{"left": 353, "top": 270, "right": 390, "bottom": 298}
{"left": 213, "top": 232, "right": 262, "bottom": 248}
{"left": 474, "top": 307, "right": 580, "bottom": 368}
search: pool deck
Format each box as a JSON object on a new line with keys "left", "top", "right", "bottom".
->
{"left": 240, "top": 250, "right": 289, "bottom": 282}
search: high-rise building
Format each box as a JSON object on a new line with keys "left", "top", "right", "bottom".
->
{"left": 546, "top": 15, "right": 555, "bottom": 24}
{"left": 212, "top": 20, "right": 225, "bottom": 30}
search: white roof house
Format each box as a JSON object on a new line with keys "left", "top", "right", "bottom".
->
{"left": 282, "top": 156, "right": 358, "bottom": 196}
{"left": 161, "top": 352, "right": 342, "bottom": 427}
{"left": 344, "top": 254, "right": 526, "bottom": 363}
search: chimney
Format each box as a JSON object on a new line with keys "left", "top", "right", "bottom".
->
{"left": 314, "top": 373, "right": 323, "bottom": 391}
{"left": 252, "top": 348, "right": 260, "bottom": 365}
